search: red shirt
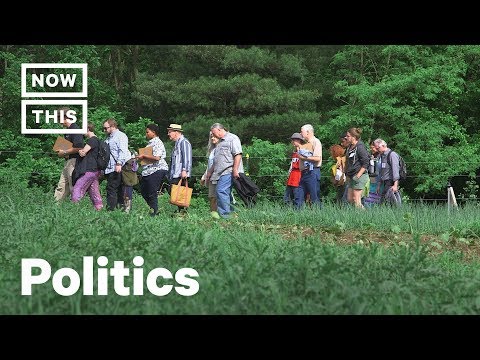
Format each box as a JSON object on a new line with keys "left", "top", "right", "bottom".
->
{"left": 287, "top": 152, "right": 301, "bottom": 187}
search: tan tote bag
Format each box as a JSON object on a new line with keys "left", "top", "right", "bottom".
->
{"left": 169, "top": 179, "right": 193, "bottom": 207}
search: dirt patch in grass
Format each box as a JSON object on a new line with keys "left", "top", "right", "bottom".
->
{"left": 267, "top": 224, "right": 480, "bottom": 261}
{"left": 212, "top": 218, "right": 480, "bottom": 261}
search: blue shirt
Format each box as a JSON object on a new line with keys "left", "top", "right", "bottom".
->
{"left": 105, "top": 129, "right": 130, "bottom": 175}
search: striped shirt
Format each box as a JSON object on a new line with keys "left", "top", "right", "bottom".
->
{"left": 142, "top": 137, "right": 168, "bottom": 177}
{"left": 105, "top": 129, "right": 130, "bottom": 175}
{"left": 169, "top": 135, "right": 192, "bottom": 179}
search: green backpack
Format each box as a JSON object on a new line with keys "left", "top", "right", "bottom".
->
{"left": 122, "top": 158, "right": 139, "bottom": 186}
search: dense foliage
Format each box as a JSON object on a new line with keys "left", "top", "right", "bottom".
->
{"left": 1, "top": 45, "right": 480, "bottom": 200}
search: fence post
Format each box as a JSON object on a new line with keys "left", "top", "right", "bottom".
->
{"left": 245, "top": 153, "right": 250, "bottom": 176}
{"left": 447, "top": 181, "right": 458, "bottom": 215}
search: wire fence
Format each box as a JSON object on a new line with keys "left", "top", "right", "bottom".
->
{"left": 0, "top": 149, "right": 473, "bottom": 165}
{"left": 0, "top": 169, "right": 477, "bottom": 203}
{"left": 0, "top": 149, "right": 478, "bottom": 180}
{"left": 1, "top": 149, "right": 479, "bottom": 203}
{"left": 0, "top": 166, "right": 479, "bottom": 181}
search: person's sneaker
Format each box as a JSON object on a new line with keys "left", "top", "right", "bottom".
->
{"left": 210, "top": 211, "right": 220, "bottom": 219}
{"left": 122, "top": 198, "right": 132, "bottom": 213}
{"left": 220, "top": 212, "right": 238, "bottom": 220}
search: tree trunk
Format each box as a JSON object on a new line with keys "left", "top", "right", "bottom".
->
{"left": 109, "top": 46, "right": 122, "bottom": 92}
{"left": 131, "top": 45, "right": 139, "bottom": 84}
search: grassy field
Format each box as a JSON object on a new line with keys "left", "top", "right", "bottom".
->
{"left": 2, "top": 184, "right": 480, "bottom": 314}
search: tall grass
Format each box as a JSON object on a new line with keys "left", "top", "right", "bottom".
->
{"left": 1, "top": 185, "right": 480, "bottom": 314}
{"left": 241, "top": 200, "right": 480, "bottom": 235}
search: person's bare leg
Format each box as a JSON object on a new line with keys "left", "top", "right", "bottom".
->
{"left": 209, "top": 197, "right": 217, "bottom": 212}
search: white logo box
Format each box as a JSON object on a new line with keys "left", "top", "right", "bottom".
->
{"left": 21, "top": 99, "right": 88, "bottom": 135}
{"left": 21, "top": 63, "right": 88, "bottom": 98}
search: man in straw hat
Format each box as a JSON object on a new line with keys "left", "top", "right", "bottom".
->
{"left": 167, "top": 123, "right": 192, "bottom": 214}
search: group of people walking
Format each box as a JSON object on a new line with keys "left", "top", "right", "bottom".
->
{"left": 53, "top": 108, "right": 243, "bottom": 219}
{"left": 285, "top": 126, "right": 403, "bottom": 209}
{"left": 326, "top": 129, "right": 403, "bottom": 209}
{"left": 53, "top": 107, "right": 402, "bottom": 216}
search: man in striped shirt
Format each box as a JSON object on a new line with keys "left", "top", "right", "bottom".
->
{"left": 167, "top": 123, "right": 192, "bottom": 212}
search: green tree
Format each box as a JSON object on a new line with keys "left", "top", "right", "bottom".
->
{"left": 325, "top": 45, "right": 480, "bottom": 197}
{"left": 133, "top": 45, "right": 321, "bottom": 146}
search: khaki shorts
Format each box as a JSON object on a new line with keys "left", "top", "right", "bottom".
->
{"left": 347, "top": 173, "right": 369, "bottom": 190}
{"left": 208, "top": 182, "right": 217, "bottom": 198}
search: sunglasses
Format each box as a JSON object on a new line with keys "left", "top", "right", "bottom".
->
{"left": 103, "top": 127, "right": 110, "bottom": 131}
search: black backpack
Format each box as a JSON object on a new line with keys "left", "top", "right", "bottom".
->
{"left": 387, "top": 150, "right": 407, "bottom": 181}
{"left": 97, "top": 140, "right": 111, "bottom": 170}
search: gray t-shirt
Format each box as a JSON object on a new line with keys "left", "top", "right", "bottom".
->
{"left": 380, "top": 149, "right": 400, "bottom": 182}
{"left": 210, "top": 132, "right": 244, "bottom": 181}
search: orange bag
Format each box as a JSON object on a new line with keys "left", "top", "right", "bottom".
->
{"left": 169, "top": 179, "right": 193, "bottom": 207}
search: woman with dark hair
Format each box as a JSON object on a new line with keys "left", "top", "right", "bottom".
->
{"left": 345, "top": 127, "right": 370, "bottom": 209}
{"left": 136, "top": 124, "right": 169, "bottom": 216}
{"left": 72, "top": 123, "right": 103, "bottom": 210}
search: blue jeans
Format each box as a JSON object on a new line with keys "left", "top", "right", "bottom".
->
{"left": 284, "top": 185, "right": 303, "bottom": 209}
{"left": 216, "top": 174, "right": 233, "bottom": 217}
{"left": 299, "top": 170, "right": 320, "bottom": 207}
{"left": 313, "top": 167, "right": 322, "bottom": 205}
